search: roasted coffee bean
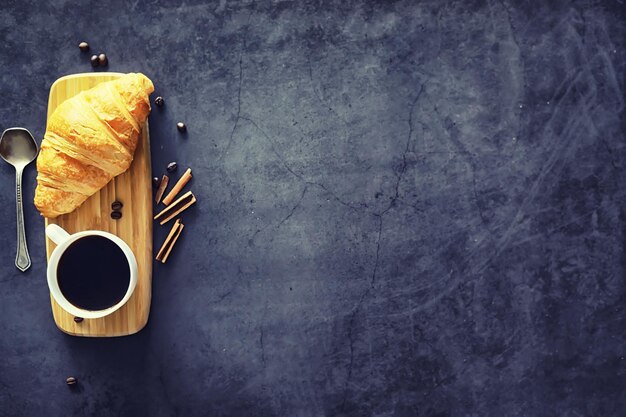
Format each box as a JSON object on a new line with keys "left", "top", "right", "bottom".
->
{"left": 90, "top": 55, "right": 99, "bottom": 67}
{"left": 66, "top": 377, "right": 77, "bottom": 385}
{"left": 111, "top": 210, "right": 122, "bottom": 220}
{"left": 153, "top": 176, "right": 161, "bottom": 187}
{"left": 155, "top": 96, "right": 164, "bottom": 107}
{"left": 79, "top": 42, "right": 89, "bottom": 52}
{"left": 166, "top": 162, "right": 177, "bottom": 173}
{"left": 176, "top": 122, "right": 186, "bottom": 132}
{"left": 73, "top": 316, "right": 84, "bottom": 323}
{"left": 111, "top": 201, "right": 123, "bottom": 211}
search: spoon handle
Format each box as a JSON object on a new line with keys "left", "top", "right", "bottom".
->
{"left": 15, "top": 167, "right": 31, "bottom": 272}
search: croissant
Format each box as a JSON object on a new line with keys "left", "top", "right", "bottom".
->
{"left": 34, "top": 73, "right": 154, "bottom": 218}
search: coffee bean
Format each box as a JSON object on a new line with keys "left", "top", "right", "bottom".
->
{"left": 176, "top": 122, "right": 186, "bottom": 132}
{"left": 90, "top": 55, "right": 99, "bottom": 67}
{"left": 66, "top": 377, "right": 77, "bottom": 385}
{"left": 111, "top": 201, "right": 123, "bottom": 211}
{"left": 111, "top": 211, "right": 122, "bottom": 220}
{"left": 166, "top": 162, "right": 177, "bottom": 173}
{"left": 73, "top": 316, "right": 84, "bottom": 323}
{"left": 79, "top": 42, "right": 89, "bottom": 52}
{"left": 153, "top": 176, "right": 161, "bottom": 187}
{"left": 98, "top": 53, "right": 108, "bottom": 66}
{"left": 155, "top": 96, "right": 164, "bottom": 107}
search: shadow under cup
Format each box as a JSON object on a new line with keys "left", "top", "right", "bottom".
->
{"left": 51, "top": 236, "right": 133, "bottom": 317}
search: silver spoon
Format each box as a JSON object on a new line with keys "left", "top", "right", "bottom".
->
{"left": 0, "top": 128, "right": 38, "bottom": 272}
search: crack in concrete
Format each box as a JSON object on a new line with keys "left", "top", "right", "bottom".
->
{"left": 241, "top": 116, "right": 367, "bottom": 213}
{"left": 306, "top": 180, "right": 366, "bottom": 212}
{"left": 307, "top": 55, "right": 349, "bottom": 125}
{"left": 259, "top": 301, "right": 268, "bottom": 369}
{"left": 241, "top": 116, "right": 304, "bottom": 179}
{"left": 341, "top": 287, "right": 370, "bottom": 412}
{"left": 278, "top": 185, "right": 308, "bottom": 228}
{"left": 392, "top": 85, "right": 425, "bottom": 201}
{"left": 370, "top": 214, "right": 384, "bottom": 287}
{"left": 223, "top": 14, "right": 251, "bottom": 157}
{"left": 225, "top": 53, "right": 243, "bottom": 153}
{"left": 214, "top": 289, "right": 233, "bottom": 303}
{"left": 250, "top": 185, "right": 309, "bottom": 243}
{"left": 341, "top": 199, "right": 387, "bottom": 411}
{"left": 341, "top": 86, "right": 426, "bottom": 409}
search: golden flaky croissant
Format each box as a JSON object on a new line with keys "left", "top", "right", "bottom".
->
{"left": 35, "top": 73, "right": 154, "bottom": 218}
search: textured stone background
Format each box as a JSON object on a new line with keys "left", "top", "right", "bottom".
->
{"left": 0, "top": 1, "right": 625, "bottom": 416}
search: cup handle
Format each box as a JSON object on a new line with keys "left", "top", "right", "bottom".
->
{"left": 45, "top": 224, "right": 71, "bottom": 246}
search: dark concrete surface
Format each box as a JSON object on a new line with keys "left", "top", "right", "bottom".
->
{"left": 1, "top": 0, "right": 625, "bottom": 416}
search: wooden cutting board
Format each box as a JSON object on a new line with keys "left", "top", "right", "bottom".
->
{"left": 43, "top": 73, "right": 153, "bottom": 337}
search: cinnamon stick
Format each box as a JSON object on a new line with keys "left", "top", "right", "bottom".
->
{"left": 156, "top": 219, "right": 184, "bottom": 263}
{"left": 162, "top": 168, "right": 192, "bottom": 206}
{"left": 156, "top": 219, "right": 180, "bottom": 260}
{"left": 155, "top": 174, "right": 169, "bottom": 204}
{"left": 154, "top": 190, "right": 197, "bottom": 225}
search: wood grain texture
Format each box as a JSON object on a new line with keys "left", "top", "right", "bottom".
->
{"left": 44, "top": 73, "right": 152, "bottom": 337}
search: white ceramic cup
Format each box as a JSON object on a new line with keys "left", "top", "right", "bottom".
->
{"left": 45, "top": 224, "right": 138, "bottom": 319}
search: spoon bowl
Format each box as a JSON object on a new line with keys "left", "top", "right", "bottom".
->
{"left": 0, "top": 128, "right": 38, "bottom": 272}
{"left": 0, "top": 128, "right": 38, "bottom": 167}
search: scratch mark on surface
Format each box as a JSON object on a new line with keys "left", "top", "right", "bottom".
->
{"left": 506, "top": 207, "right": 611, "bottom": 249}
{"left": 429, "top": 99, "right": 493, "bottom": 234}
{"left": 492, "top": 107, "right": 587, "bottom": 258}
{"left": 365, "top": 269, "right": 460, "bottom": 320}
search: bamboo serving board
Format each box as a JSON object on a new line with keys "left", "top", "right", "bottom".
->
{"left": 44, "top": 73, "right": 152, "bottom": 337}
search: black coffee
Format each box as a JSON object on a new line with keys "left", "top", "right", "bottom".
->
{"left": 57, "top": 235, "right": 130, "bottom": 311}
